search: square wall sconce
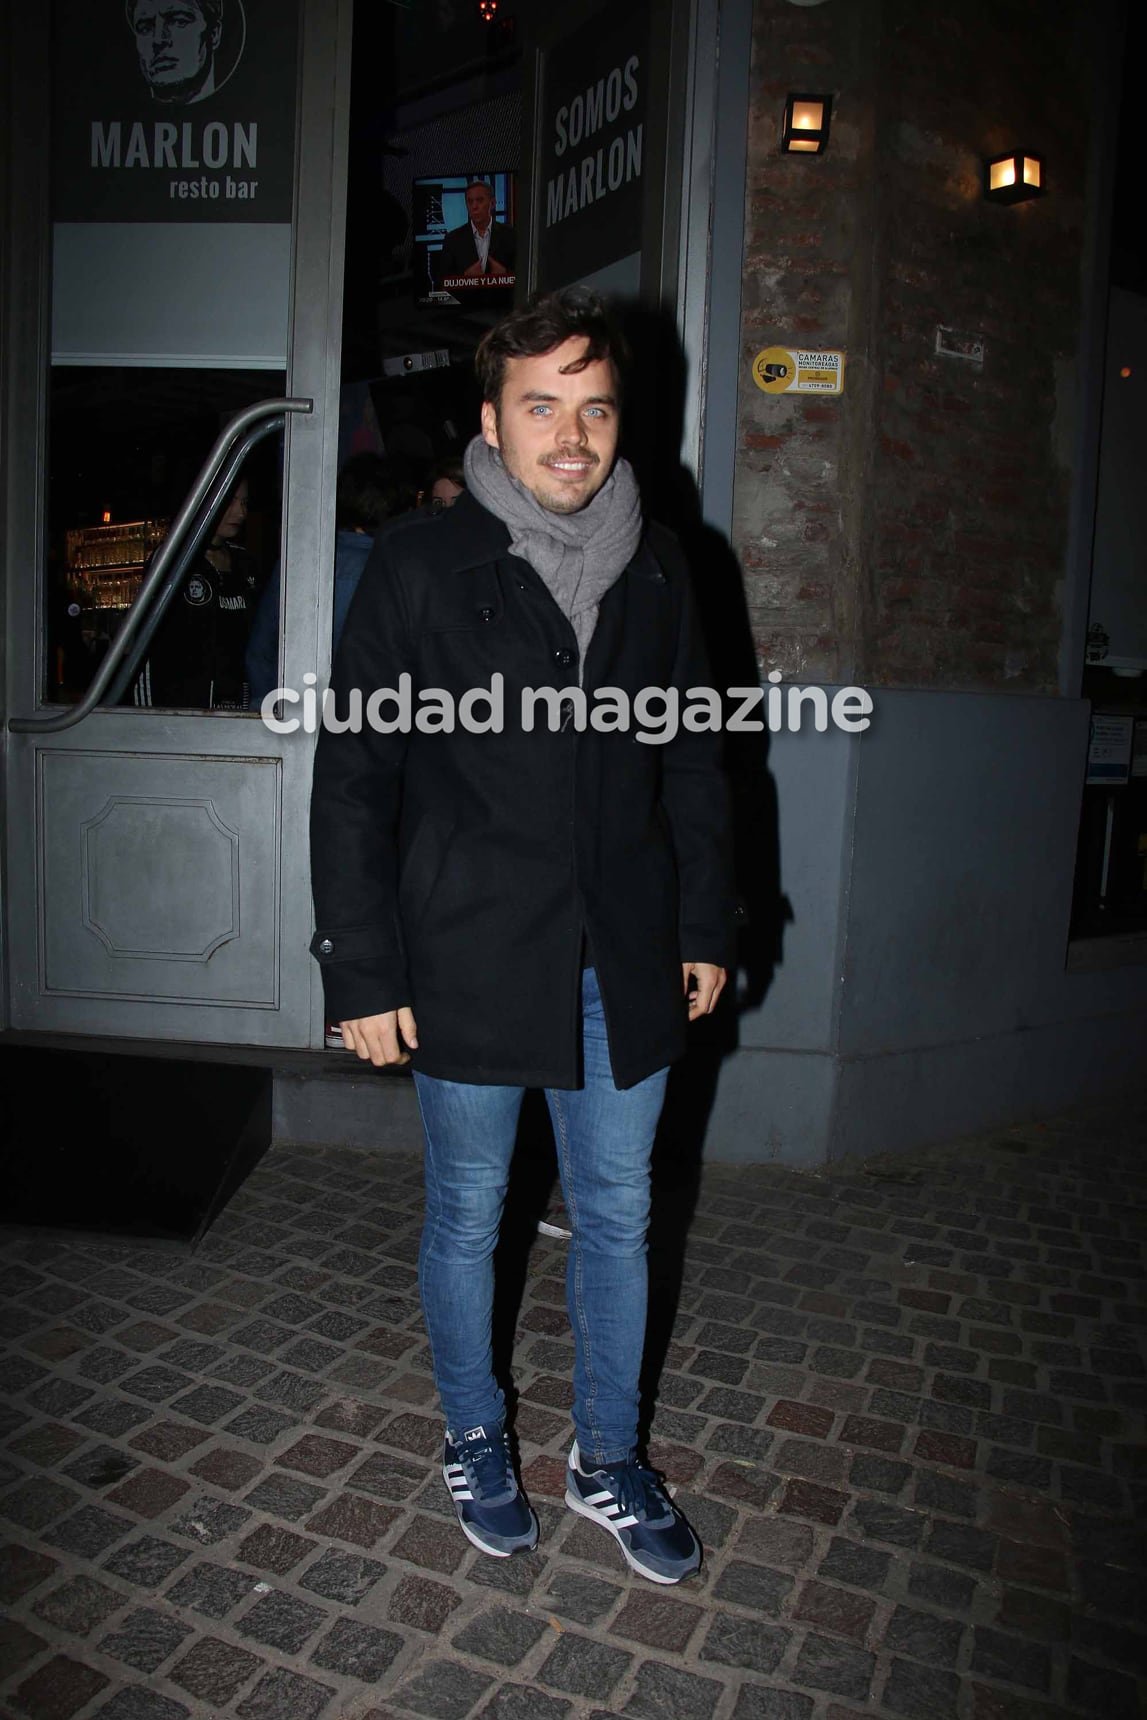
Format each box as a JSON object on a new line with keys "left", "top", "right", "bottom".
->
{"left": 983, "top": 151, "right": 1045, "bottom": 204}
{"left": 782, "top": 94, "right": 832, "bottom": 155}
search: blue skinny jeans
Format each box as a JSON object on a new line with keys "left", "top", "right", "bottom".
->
{"left": 413, "top": 967, "right": 668, "bottom": 1465}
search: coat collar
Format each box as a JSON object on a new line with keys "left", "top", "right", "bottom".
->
{"left": 434, "top": 489, "right": 512, "bottom": 570}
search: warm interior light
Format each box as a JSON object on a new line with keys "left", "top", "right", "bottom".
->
{"left": 1121, "top": 366, "right": 1132, "bottom": 378}
{"left": 102, "top": 511, "right": 111, "bottom": 523}
{"left": 782, "top": 93, "right": 831, "bottom": 156}
{"left": 984, "top": 149, "right": 1044, "bottom": 204}
{"left": 791, "top": 100, "right": 824, "bottom": 132}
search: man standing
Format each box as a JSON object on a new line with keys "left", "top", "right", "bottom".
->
{"left": 435, "top": 179, "right": 516, "bottom": 285}
{"left": 310, "top": 289, "right": 734, "bottom": 1584}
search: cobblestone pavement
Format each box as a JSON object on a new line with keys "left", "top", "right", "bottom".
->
{"left": 1, "top": 1099, "right": 1145, "bottom": 1720}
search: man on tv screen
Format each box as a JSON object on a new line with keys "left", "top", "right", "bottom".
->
{"left": 436, "top": 180, "right": 515, "bottom": 287}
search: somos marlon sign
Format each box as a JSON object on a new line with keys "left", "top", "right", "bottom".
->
{"left": 535, "top": 1, "right": 650, "bottom": 292}
{"left": 52, "top": 0, "right": 299, "bottom": 365}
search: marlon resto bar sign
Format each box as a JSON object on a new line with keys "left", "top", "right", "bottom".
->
{"left": 535, "top": 0, "right": 650, "bottom": 291}
{"left": 51, "top": 0, "right": 298, "bottom": 366}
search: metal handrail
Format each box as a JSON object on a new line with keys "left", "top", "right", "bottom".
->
{"left": 9, "top": 395, "right": 312, "bottom": 734}
{"left": 104, "top": 415, "right": 285, "bottom": 707}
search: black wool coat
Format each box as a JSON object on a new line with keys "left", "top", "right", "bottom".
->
{"left": 309, "top": 491, "right": 735, "bottom": 1089}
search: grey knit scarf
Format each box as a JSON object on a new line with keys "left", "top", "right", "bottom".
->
{"left": 463, "top": 435, "right": 642, "bottom": 676}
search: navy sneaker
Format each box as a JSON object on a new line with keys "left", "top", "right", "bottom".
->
{"left": 442, "top": 1423, "right": 538, "bottom": 1557}
{"left": 565, "top": 1440, "right": 702, "bottom": 1584}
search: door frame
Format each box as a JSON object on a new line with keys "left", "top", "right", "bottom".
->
{"left": 0, "top": 0, "right": 354, "bottom": 1050}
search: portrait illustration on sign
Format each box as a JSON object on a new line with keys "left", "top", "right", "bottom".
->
{"left": 125, "top": 0, "right": 247, "bottom": 106}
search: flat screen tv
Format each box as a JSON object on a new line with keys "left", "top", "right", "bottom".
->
{"left": 411, "top": 171, "right": 517, "bottom": 297}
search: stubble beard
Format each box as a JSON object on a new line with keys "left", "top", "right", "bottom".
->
{"left": 532, "top": 475, "right": 599, "bottom": 515}
{"left": 510, "top": 450, "right": 605, "bottom": 517}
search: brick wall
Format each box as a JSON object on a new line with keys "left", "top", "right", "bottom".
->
{"left": 732, "top": 0, "right": 1095, "bottom": 690}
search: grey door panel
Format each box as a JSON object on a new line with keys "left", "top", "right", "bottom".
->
{"left": 39, "top": 750, "right": 281, "bottom": 1004}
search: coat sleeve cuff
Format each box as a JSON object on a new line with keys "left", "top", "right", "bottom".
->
{"left": 679, "top": 901, "right": 743, "bottom": 970}
{"left": 318, "top": 958, "right": 412, "bottom": 1025}
{"left": 310, "top": 925, "right": 410, "bottom": 1022}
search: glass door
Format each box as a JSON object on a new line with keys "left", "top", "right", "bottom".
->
{"left": 2, "top": 0, "right": 353, "bottom": 1048}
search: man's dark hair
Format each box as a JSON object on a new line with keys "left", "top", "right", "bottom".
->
{"left": 474, "top": 287, "right": 629, "bottom": 409}
{"left": 336, "top": 453, "right": 417, "bottom": 533}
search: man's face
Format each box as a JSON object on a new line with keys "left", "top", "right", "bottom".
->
{"left": 465, "top": 184, "right": 494, "bottom": 231}
{"left": 481, "top": 338, "right": 619, "bottom": 516}
{"left": 131, "top": 0, "right": 216, "bottom": 97}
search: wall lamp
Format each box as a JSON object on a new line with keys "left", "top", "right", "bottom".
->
{"left": 781, "top": 94, "right": 832, "bottom": 155}
{"left": 983, "top": 151, "right": 1045, "bottom": 204}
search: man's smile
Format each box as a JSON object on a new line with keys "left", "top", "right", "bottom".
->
{"left": 543, "top": 457, "right": 597, "bottom": 474}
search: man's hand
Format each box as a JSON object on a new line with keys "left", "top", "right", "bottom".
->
{"left": 339, "top": 1008, "right": 419, "bottom": 1066}
{"left": 486, "top": 258, "right": 509, "bottom": 278}
{"left": 683, "top": 962, "right": 726, "bottom": 1019}
{"left": 462, "top": 259, "right": 484, "bottom": 277}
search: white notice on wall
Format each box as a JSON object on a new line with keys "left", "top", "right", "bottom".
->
{"left": 1086, "top": 714, "right": 1134, "bottom": 785}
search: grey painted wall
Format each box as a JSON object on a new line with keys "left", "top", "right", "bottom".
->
{"left": 700, "top": 687, "right": 1147, "bottom": 1165}
{"left": 739, "top": 718, "right": 855, "bottom": 1055}
{"left": 839, "top": 691, "right": 1089, "bottom": 1054}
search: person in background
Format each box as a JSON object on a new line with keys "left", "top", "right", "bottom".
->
{"left": 245, "top": 453, "right": 418, "bottom": 708}
{"left": 131, "top": 476, "right": 256, "bottom": 710}
{"left": 429, "top": 455, "right": 466, "bottom": 512}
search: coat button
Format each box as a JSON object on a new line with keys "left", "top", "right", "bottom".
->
{"left": 554, "top": 648, "right": 576, "bottom": 669}
{"left": 318, "top": 938, "right": 334, "bottom": 956}
{"left": 478, "top": 606, "right": 494, "bottom": 622}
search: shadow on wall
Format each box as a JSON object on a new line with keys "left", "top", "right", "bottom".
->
{"left": 617, "top": 299, "right": 792, "bottom": 1028}
{"left": 618, "top": 301, "right": 793, "bottom": 1441}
